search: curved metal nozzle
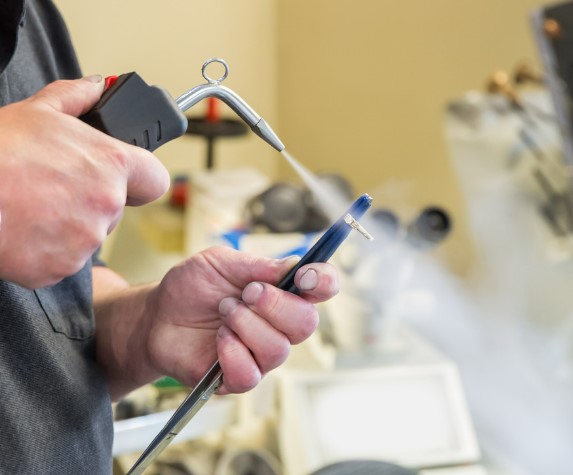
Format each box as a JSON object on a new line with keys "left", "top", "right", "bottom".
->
{"left": 175, "top": 60, "right": 285, "bottom": 152}
{"left": 251, "top": 118, "right": 285, "bottom": 152}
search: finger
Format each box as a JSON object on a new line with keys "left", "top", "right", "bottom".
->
{"left": 72, "top": 132, "right": 169, "bottom": 207}
{"left": 216, "top": 325, "right": 261, "bottom": 394}
{"left": 121, "top": 145, "right": 170, "bottom": 206}
{"left": 201, "top": 246, "right": 302, "bottom": 288}
{"left": 30, "top": 76, "right": 105, "bottom": 117}
{"left": 219, "top": 296, "right": 290, "bottom": 373}
{"left": 242, "top": 256, "right": 339, "bottom": 299}
{"left": 240, "top": 282, "right": 319, "bottom": 345}
{"left": 294, "top": 262, "right": 340, "bottom": 303}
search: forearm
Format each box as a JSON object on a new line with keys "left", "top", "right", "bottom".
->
{"left": 92, "top": 266, "right": 161, "bottom": 400}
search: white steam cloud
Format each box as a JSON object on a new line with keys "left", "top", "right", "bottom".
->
{"left": 345, "top": 174, "right": 573, "bottom": 474}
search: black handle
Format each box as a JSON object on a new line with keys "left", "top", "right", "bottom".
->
{"left": 80, "top": 73, "right": 188, "bottom": 152}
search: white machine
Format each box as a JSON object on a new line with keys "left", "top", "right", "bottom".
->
{"left": 277, "top": 326, "right": 484, "bottom": 475}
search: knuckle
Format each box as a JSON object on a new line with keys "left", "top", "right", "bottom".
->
{"left": 294, "top": 305, "right": 319, "bottom": 343}
{"left": 203, "top": 245, "right": 223, "bottom": 260}
{"left": 310, "top": 263, "right": 339, "bottom": 295}
{"left": 311, "top": 267, "right": 339, "bottom": 298}
{"left": 264, "top": 339, "right": 290, "bottom": 368}
{"left": 75, "top": 221, "right": 106, "bottom": 253}
{"left": 227, "top": 368, "right": 261, "bottom": 394}
{"left": 242, "top": 371, "right": 261, "bottom": 393}
{"left": 33, "top": 80, "right": 74, "bottom": 110}
{"left": 107, "top": 145, "right": 130, "bottom": 171}
{"left": 206, "top": 245, "right": 233, "bottom": 260}
{"left": 262, "top": 290, "right": 283, "bottom": 319}
{"left": 325, "top": 271, "right": 340, "bottom": 296}
{"left": 95, "top": 189, "right": 126, "bottom": 216}
{"left": 30, "top": 79, "right": 69, "bottom": 106}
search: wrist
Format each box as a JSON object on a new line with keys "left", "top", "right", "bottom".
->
{"left": 94, "top": 281, "right": 162, "bottom": 399}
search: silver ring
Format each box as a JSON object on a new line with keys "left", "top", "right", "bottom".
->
{"left": 202, "top": 58, "right": 229, "bottom": 84}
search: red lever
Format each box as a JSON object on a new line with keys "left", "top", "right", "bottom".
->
{"left": 104, "top": 75, "right": 119, "bottom": 91}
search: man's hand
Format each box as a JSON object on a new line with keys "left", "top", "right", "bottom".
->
{"left": 0, "top": 76, "right": 170, "bottom": 289}
{"left": 94, "top": 246, "right": 339, "bottom": 399}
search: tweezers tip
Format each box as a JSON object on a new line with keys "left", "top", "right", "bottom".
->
{"left": 345, "top": 214, "right": 375, "bottom": 241}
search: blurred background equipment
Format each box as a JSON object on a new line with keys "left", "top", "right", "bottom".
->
{"left": 309, "top": 460, "right": 417, "bottom": 475}
{"left": 245, "top": 182, "right": 310, "bottom": 233}
{"left": 529, "top": 1, "right": 573, "bottom": 238}
{"left": 215, "top": 449, "right": 282, "bottom": 475}
{"left": 244, "top": 173, "right": 354, "bottom": 234}
{"left": 406, "top": 207, "right": 452, "bottom": 249}
{"left": 186, "top": 97, "right": 248, "bottom": 170}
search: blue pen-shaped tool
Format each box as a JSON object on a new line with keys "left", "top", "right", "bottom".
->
{"left": 276, "top": 193, "right": 374, "bottom": 292}
{"left": 127, "top": 193, "right": 374, "bottom": 475}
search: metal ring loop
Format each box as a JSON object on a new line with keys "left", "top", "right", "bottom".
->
{"left": 202, "top": 58, "right": 229, "bottom": 84}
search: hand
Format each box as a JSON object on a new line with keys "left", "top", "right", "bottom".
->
{"left": 142, "top": 246, "right": 339, "bottom": 394}
{"left": 0, "top": 76, "right": 170, "bottom": 289}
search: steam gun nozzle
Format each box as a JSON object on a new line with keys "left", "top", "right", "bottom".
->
{"left": 176, "top": 59, "right": 285, "bottom": 152}
{"left": 79, "top": 58, "right": 284, "bottom": 154}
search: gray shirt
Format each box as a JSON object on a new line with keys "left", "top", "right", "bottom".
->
{"left": 0, "top": 1, "right": 114, "bottom": 473}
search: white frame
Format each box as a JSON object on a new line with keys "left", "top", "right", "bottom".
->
{"left": 278, "top": 364, "right": 480, "bottom": 475}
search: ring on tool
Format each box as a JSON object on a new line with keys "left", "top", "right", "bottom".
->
{"left": 202, "top": 58, "right": 229, "bottom": 84}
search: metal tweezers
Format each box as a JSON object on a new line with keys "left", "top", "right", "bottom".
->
{"left": 127, "top": 193, "right": 373, "bottom": 474}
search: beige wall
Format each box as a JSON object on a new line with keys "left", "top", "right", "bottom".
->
{"left": 56, "top": 0, "right": 552, "bottom": 273}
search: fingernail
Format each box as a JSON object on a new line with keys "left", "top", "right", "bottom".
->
{"left": 83, "top": 74, "right": 103, "bottom": 83}
{"left": 278, "top": 255, "right": 301, "bottom": 267}
{"left": 242, "top": 282, "right": 264, "bottom": 305}
{"left": 299, "top": 268, "right": 318, "bottom": 291}
{"left": 219, "top": 297, "right": 240, "bottom": 316}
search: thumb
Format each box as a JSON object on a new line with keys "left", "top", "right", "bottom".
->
{"left": 30, "top": 75, "right": 105, "bottom": 117}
